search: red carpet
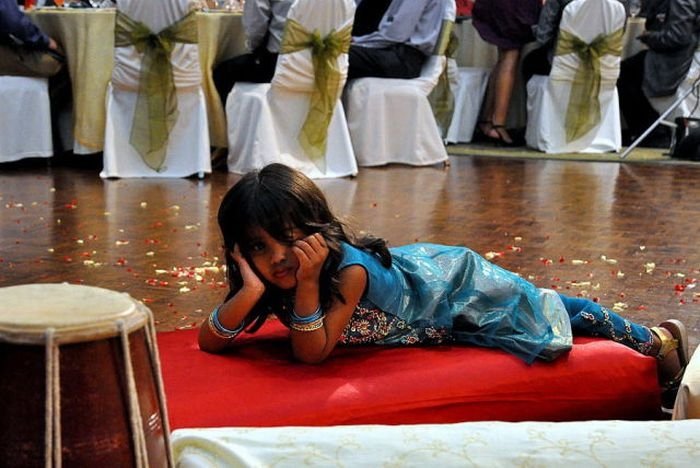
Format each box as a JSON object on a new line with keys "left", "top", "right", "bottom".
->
{"left": 157, "top": 319, "right": 662, "bottom": 429}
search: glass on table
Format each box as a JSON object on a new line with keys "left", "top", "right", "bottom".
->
{"left": 629, "top": 0, "right": 641, "bottom": 17}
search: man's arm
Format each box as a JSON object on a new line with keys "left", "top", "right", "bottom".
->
{"left": 242, "top": 0, "right": 272, "bottom": 52}
{"left": 532, "top": 0, "right": 564, "bottom": 47}
{"left": 641, "top": 0, "right": 699, "bottom": 51}
{"left": 352, "top": 0, "right": 443, "bottom": 58}
{"left": 0, "top": 0, "right": 50, "bottom": 49}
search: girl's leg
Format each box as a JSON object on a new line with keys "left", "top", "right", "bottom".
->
{"left": 557, "top": 294, "right": 654, "bottom": 354}
{"left": 558, "top": 293, "right": 688, "bottom": 413}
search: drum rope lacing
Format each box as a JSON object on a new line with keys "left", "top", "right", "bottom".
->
{"left": 119, "top": 318, "right": 149, "bottom": 467}
{"left": 45, "top": 327, "right": 61, "bottom": 468}
{"left": 41, "top": 306, "right": 173, "bottom": 467}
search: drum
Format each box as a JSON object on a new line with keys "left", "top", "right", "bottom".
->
{"left": 0, "top": 283, "right": 172, "bottom": 467}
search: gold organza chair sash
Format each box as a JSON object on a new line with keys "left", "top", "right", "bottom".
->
{"left": 429, "top": 20, "right": 458, "bottom": 131}
{"left": 114, "top": 10, "right": 198, "bottom": 172}
{"left": 279, "top": 18, "right": 351, "bottom": 168}
{"left": 554, "top": 27, "right": 624, "bottom": 143}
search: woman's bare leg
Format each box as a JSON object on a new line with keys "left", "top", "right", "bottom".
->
{"left": 485, "top": 47, "right": 521, "bottom": 144}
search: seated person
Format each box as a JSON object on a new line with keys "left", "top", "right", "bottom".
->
{"left": 0, "top": 0, "right": 64, "bottom": 78}
{"left": 212, "top": 0, "right": 294, "bottom": 106}
{"left": 618, "top": 0, "right": 700, "bottom": 147}
{"left": 522, "top": 0, "right": 629, "bottom": 83}
{"left": 1, "top": 0, "right": 70, "bottom": 153}
{"left": 348, "top": 0, "right": 444, "bottom": 80}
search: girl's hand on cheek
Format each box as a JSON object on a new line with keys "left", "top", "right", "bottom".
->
{"left": 293, "top": 233, "right": 329, "bottom": 285}
{"left": 232, "top": 244, "right": 265, "bottom": 293}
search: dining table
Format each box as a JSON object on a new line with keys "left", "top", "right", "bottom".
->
{"left": 28, "top": 7, "right": 246, "bottom": 153}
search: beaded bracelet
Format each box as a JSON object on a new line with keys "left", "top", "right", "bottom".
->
{"left": 290, "top": 305, "right": 323, "bottom": 324}
{"left": 289, "top": 316, "right": 325, "bottom": 332}
{"left": 208, "top": 305, "right": 245, "bottom": 340}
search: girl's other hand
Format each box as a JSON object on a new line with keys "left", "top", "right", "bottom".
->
{"left": 232, "top": 244, "right": 265, "bottom": 294}
{"left": 293, "top": 233, "right": 329, "bottom": 285}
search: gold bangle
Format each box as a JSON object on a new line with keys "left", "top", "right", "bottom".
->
{"left": 289, "top": 316, "right": 324, "bottom": 332}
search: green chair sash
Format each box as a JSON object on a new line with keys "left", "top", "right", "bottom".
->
{"left": 554, "top": 27, "right": 624, "bottom": 143}
{"left": 115, "top": 10, "right": 198, "bottom": 172}
{"left": 279, "top": 18, "right": 351, "bottom": 169}
{"left": 429, "top": 20, "right": 458, "bottom": 132}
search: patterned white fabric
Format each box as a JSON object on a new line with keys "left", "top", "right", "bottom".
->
{"left": 445, "top": 65, "right": 490, "bottom": 143}
{"left": 342, "top": 0, "right": 455, "bottom": 167}
{"left": 225, "top": 0, "right": 358, "bottom": 179}
{"left": 100, "top": 0, "right": 211, "bottom": 179}
{"left": 171, "top": 346, "right": 700, "bottom": 467}
{"left": 525, "top": 0, "right": 626, "bottom": 154}
{"left": 0, "top": 76, "right": 52, "bottom": 163}
{"left": 172, "top": 419, "right": 700, "bottom": 467}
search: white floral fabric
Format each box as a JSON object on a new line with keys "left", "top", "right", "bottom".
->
{"left": 172, "top": 419, "right": 700, "bottom": 467}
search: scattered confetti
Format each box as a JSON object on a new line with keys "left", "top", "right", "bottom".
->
{"left": 600, "top": 255, "right": 618, "bottom": 265}
{"left": 569, "top": 281, "right": 591, "bottom": 288}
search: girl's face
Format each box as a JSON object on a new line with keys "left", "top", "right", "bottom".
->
{"left": 243, "top": 226, "right": 305, "bottom": 290}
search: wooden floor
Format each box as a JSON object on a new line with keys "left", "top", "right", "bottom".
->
{"left": 1, "top": 154, "right": 698, "bottom": 351}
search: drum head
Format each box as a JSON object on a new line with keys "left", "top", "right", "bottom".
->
{"left": 0, "top": 283, "right": 149, "bottom": 344}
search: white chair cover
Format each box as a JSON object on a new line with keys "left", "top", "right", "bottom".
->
{"left": 445, "top": 65, "right": 490, "bottom": 143}
{"left": 0, "top": 76, "right": 52, "bottom": 163}
{"left": 226, "top": 0, "right": 358, "bottom": 179}
{"left": 343, "top": 0, "right": 455, "bottom": 167}
{"left": 101, "top": 0, "right": 211, "bottom": 179}
{"left": 525, "top": 0, "right": 626, "bottom": 154}
{"left": 648, "top": 49, "right": 700, "bottom": 121}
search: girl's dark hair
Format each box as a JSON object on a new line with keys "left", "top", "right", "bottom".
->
{"left": 217, "top": 163, "right": 391, "bottom": 332}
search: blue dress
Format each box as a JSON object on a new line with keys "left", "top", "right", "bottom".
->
{"left": 337, "top": 243, "right": 573, "bottom": 364}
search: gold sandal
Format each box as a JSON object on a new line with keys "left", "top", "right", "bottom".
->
{"left": 650, "top": 326, "right": 678, "bottom": 360}
{"left": 650, "top": 320, "right": 689, "bottom": 414}
{"left": 650, "top": 320, "right": 688, "bottom": 365}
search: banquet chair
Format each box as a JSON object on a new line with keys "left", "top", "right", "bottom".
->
{"left": 343, "top": 0, "right": 455, "bottom": 167}
{"left": 525, "top": 0, "right": 626, "bottom": 154}
{"left": 100, "top": 0, "right": 211, "bottom": 179}
{"left": 0, "top": 76, "right": 53, "bottom": 163}
{"left": 444, "top": 66, "right": 490, "bottom": 143}
{"left": 225, "top": 0, "right": 357, "bottom": 179}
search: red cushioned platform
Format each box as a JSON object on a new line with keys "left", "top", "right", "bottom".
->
{"left": 157, "top": 320, "right": 663, "bottom": 429}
